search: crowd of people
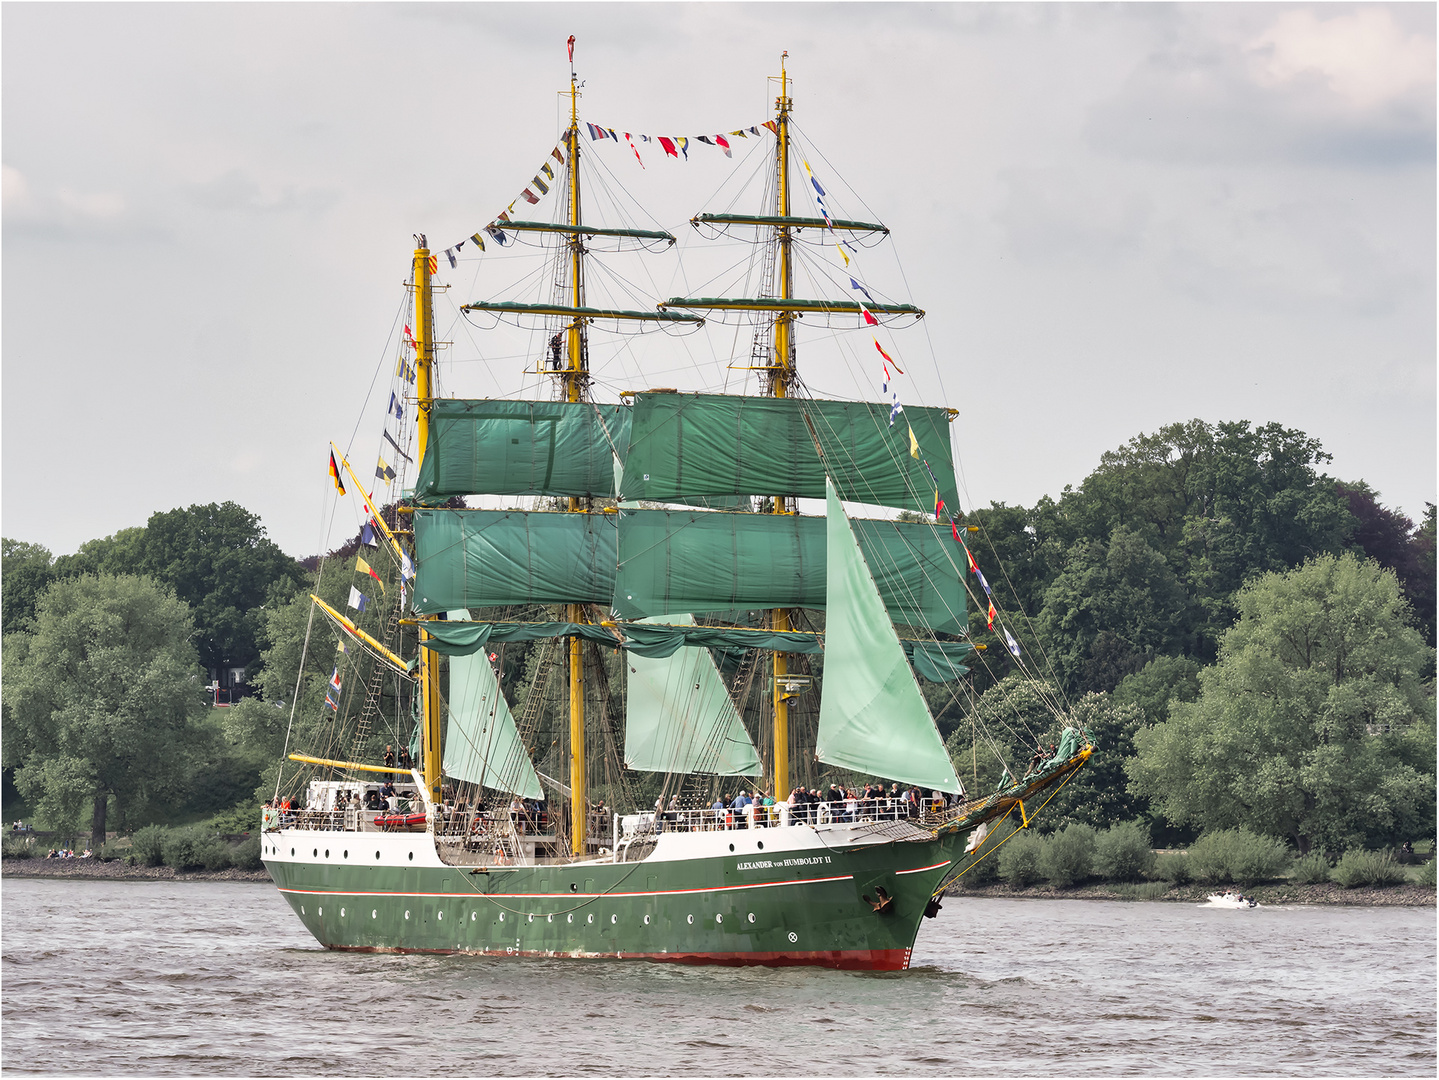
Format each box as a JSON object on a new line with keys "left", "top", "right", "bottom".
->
{"left": 651, "top": 781, "right": 964, "bottom": 832}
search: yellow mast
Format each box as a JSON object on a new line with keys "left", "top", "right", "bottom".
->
{"left": 413, "top": 240, "right": 444, "bottom": 807}
{"left": 771, "top": 54, "right": 794, "bottom": 804}
{"left": 564, "top": 53, "right": 588, "bottom": 856}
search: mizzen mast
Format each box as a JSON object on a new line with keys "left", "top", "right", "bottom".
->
{"left": 413, "top": 238, "right": 444, "bottom": 807}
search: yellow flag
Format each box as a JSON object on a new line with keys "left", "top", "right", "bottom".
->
{"left": 356, "top": 555, "right": 385, "bottom": 593}
{"left": 836, "top": 243, "right": 849, "bottom": 267}
{"left": 908, "top": 424, "right": 920, "bottom": 459}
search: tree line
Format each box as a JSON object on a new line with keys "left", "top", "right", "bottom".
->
{"left": 3, "top": 420, "right": 1434, "bottom": 856}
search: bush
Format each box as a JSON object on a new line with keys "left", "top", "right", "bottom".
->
{"left": 1094, "top": 821, "right": 1155, "bottom": 882}
{"left": 1039, "top": 823, "right": 1096, "bottom": 888}
{"left": 198, "top": 839, "right": 232, "bottom": 871}
{"left": 997, "top": 829, "right": 1045, "bottom": 888}
{"left": 130, "top": 825, "right": 168, "bottom": 867}
{"left": 1330, "top": 849, "right": 1408, "bottom": 888}
{"left": 230, "top": 834, "right": 263, "bottom": 871}
{"left": 96, "top": 840, "right": 129, "bottom": 862}
{"left": 1416, "top": 859, "right": 1437, "bottom": 887}
{"left": 2, "top": 835, "right": 36, "bottom": 859}
{"left": 161, "top": 827, "right": 208, "bottom": 870}
{"left": 1185, "top": 829, "right": 1291, "bottom": 885}
{"left": 1153, "top": 852, "right": 1191, "bottom": 884}
{"left": 1290, "top": 852, "right": 1332, "bottom": 884}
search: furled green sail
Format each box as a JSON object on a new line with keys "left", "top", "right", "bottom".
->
{"left": 412, "top": 509, "right": 617, "bottom": 614}
{"left": 624, "top": 616, "right": 762, "bottom": 777}
{"left": 619, "top": 394, "right": 959, "bottom": 513}
{"left": 614, "top": 509, "right": 966, "bottom": 633}
{"left": 816, "top": 481, "right": 963, "bottom": 793}
{"left": 415, "top": 399, "right": 630, "bottom": 503}
{"left": 442, "top": 611, "right": 543, "bottom": 800}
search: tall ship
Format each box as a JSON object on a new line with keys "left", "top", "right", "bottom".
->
{"left": 262, "top": 46, "right": 1091, "bottom": 971}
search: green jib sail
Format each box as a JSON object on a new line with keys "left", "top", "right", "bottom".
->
{"left": 442, "top": 612, "right": 543, "bottom": 800}
{"left": 619, "top": 394, "right": 959, "bottom": 514}
{"left": 816, "top": 481, "right": 963, "bottom": 793}
{"left": 624, "top": 616, "right": 762, "bottom": 777}
{"left": 614, "top": 509, "right": 966, "bottom": 633}
{"left": 412, "top": 509, "right": 617, "bottom": 614}
{"left": 415, "top": 399, "right": 630, "bottom": 503}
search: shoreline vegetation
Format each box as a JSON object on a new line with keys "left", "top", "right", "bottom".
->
{"left": 4, "top": 857, "right": 1432, "bottom": 907}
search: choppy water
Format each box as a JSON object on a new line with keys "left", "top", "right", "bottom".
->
{"left": 1, "top": 878, "right": 1433, "bottom": 1076}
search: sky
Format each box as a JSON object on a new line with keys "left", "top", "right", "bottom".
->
{"left": 3, "top": 2, "right": 1434, "bottom": 561}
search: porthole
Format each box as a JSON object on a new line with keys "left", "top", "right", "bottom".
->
{"left": 788, "top": 931, "right": 798, "bottom": 943}
{"left": 408, "top": 852, "right": 414, "bottom": 861}
{"left": 300, "top": 904, "right": 305, "bottom": 915}
{"left": 376, "top": 851, "right": 381, "bottom": 860}
{"left": 611, "top": 914, "right": 617, "bottom": 924}
{"left": 340, "top": 908, "right": 346, "bottom": 917}
{"left": 313, "top": 849, "right": 318, "bottom": 858}
{"left": 728, "top": 844, "right": 735, "bottom": 852}
{"left": 324, "top": 850, "right": 329, "bottom": 859}
{"left": 343, "top": 850, "right": 348, "bottom": 859}
{"left": 570, "top": 883, "right": 578, "bottom": 892}
{"left": 318, "top": 906, "right": 323, "bottom": 916}
{"left": 567, "top": 914, "right": 574, "bottom": 923}
{"left": 747, "top": 913, "right": 755, "bottom": 923}
{"left": 372, "top": 910, "right": 378, "bottom": 919}
{"left": 757, "top": 842, "right": 764, "bottom": 850}
{"left": 687, "top": 914, "right": 694, "bottom": 925}
{"left": 587, "top": 914, "right": 594, "bottom": 924}
{"left": 548, "top": 914, "right": 554, "bottom": 923}
{"left": 471, "top": 912, "right": 477, "bottom": 922}
{"left": 404, "top": 910, "right": 411, "bottom": 920}
{"left": 499, "top": 913, "right": 506, "bottom": 922}
{"left": 715, "top": 913, "right": 723, "bottom": 924}
{"left": 643, "top": 915, "right": 651, "bottom": 925}
{"left": 528, "top": 914, "right": 534, "bottom": 923}
{"left": 290, "top": 848, "right": 295, "bottom": 856}
{"left": 438, "top": 911, "right": 444, "bottom": 921}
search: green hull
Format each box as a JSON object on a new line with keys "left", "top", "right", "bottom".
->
{"left": 263, "top": 824, "right": 969, "bottom": 970}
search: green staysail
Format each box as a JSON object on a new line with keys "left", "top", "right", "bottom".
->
{"left": 816, "top": 481, "right": 963, "bottom": 793}
{"left": 619, "top": 394, "right": 959, "bottom": 513}
{"left": 415, "top": 399, "right": 630, "bottom": 503}
{"left": 442, "top": 611, "right": 543, "bottom": 800}
{"left": 614, "top": 509, "right": 966, "bottom": 633}
{"left": 411, "top": 509, "right": 617, "bottom": 614}
{"left": 624, "top": 616, "right": 762, "bottom": 777}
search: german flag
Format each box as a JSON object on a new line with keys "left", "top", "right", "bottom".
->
{"left": 328, "top": 451, "right": 346, "bottom": 496}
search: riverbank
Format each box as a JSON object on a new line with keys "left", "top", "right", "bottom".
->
{"left": 1, "top": 858, "right": 271, "bottom": 883}
{"left": 947, "top": 878, "right": 1436, "bottom": 906}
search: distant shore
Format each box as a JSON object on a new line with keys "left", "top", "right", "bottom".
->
{"left": 4, "top": 857, "right": 1432, "bottom": 905}
{"left": 1, "top": 858, "right": 271, "bottom": 883}
{"left": 947, "top": 879, "right": 1435, "bottom": 907}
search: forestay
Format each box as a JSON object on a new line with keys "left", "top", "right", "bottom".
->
{"left": 619, "top": 394, "right": 960, "bottom": 513}
{"left": 815, "top": 481, "right": 963, "bottom": 793}
{"left": 442, "top": 611, "right": 543, "bottom": 800}
{"left": 624, "top": 615, "right": 762, "bottom": 777}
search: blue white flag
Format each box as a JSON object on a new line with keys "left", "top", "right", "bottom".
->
{"left": 360, "top": 520, "right": 378, "bottom": 548}
{"left": 1005, "top": 628, "right": 1022, "bottom": 657}
{"left": 388, "top": 392, "right": 404, "bottom": 422}
{"left": 348, "top": 586, "right": 368, "bottom": 613}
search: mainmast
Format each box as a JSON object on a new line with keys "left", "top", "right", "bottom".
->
{"left": 413, "top": 238, "right": 444, "bottom": 807}
{"left": 770, "top": 54, "right": 794, "bottom": 804}
{"left": 563, "top": 50, "right": 589, "bottom": 858}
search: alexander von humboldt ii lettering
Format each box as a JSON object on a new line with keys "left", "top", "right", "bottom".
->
{"left": 261, "top": 46, "right": 1092, "bottom": 971}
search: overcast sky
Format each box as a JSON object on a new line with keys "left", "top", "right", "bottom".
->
{"left": 4, "top": 2, "right": 1434, "bottom": 561}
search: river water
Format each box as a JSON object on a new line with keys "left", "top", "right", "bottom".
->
{"left": 1, "top": 878, "right": 1433, "bottom": 1076}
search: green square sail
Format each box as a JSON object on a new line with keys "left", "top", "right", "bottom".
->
{"left": 412, "top": 509, "right": 617, "bottom": 614}
{"left": 614, "top": 509, "right": 966, "bottom": 633}
{"left": 619, "top": 394, "right": 959, "bottom": 513}
{"left": 443, "top": 611, "right": 543, "bottom": 800}
{"left": 415, "top": 399, "right": 630, "bottom": 502}
{"left": 816, "top": 481, "right": 963, "bottom": 793}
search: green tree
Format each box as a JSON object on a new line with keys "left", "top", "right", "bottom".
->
{"left": 1127, "top": 553, "right": 1436, "bottom": 853}
{"left": 2, "top": 574, "right": 208, "bottom": 847}
{"left": 2, "top": 538, "right": 56, "bottom": 635}
{"left": 1112, "top": 655, "right": 1201, "bottom": 725}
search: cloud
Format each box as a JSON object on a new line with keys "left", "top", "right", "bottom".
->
{"left": 2, "top": 162, "right": 159, "bottom": 242}
{"left": 1086, "top": 8, "right": 1435, "bottom": 167}
{"left": 184, "top": 169, "right": 338, "bottom": 217}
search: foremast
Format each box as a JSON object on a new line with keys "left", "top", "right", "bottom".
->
{"left": 413, "top": 241, "right": 444, "bottom": 807}
{"left": 770, "top": 55, "right": 795, "bottom": 804}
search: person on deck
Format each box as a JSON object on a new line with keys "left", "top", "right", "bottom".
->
{"left": 383, "top": 745, "right": 396, "bottom": 768}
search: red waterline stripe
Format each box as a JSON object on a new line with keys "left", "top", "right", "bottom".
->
{"left": 277, "top": 872, "right": 855, "bottom": 901}
{"left": 323, "top": 943, "right": 912, "bottom": 971}
{"left": 896, "top": 859, "right": 953, "bottom": 875}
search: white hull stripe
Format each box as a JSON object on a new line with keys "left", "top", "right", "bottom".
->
{"left": 276, "top": 871, "right": 855, "bottom": 901}
{"left": 896, "top": 859, "right": 952, "bottom": 875}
